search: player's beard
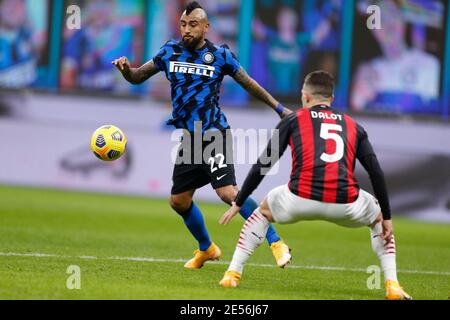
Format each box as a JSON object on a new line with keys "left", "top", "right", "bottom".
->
{"left": 181, "top": 35, "right": 201, "bottom": 51}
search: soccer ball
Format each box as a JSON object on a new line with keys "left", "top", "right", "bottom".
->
{"left": 90, "top": 125, "right": 127, "bottom": 161}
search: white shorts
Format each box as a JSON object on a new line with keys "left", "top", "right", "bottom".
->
{"left": 267, "top": 185, "right": 381, "bottom": 228}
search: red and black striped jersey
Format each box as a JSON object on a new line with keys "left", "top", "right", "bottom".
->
{"left": 235, "top": 105, "right": 392, "bottom": 219}
{"left": 288, "top": 105, "right": 360, "bottom": 204}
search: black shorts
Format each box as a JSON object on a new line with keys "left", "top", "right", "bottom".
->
{"left": 171, "top": 130, "right": 236, "bottom": 195}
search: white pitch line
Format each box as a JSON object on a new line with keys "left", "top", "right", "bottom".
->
{"left": 0, "top": 252, "right": 58, "bottom": 258}
{"left": 1, "top": 252, "right": 449, "bottom": 276}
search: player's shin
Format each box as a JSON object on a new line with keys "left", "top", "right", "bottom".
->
{"left": 228, "top": 209, "right": 270, "bottom": 274}
{"left": 370, "top": 222, "right": 398, "bottom": 282}
{"left": 239, "top": 197, "right": 280, "bottom": 245}
{"left": 178, "top": 202, "right": 212, "bottom": 251}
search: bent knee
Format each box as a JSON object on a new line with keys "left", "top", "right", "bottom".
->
{"left": 169, "top": 195, "right": 192, "bottom": 214}
{"left": 216, "top": 186, "right": 238, "bottom": 205}
{"left": 258, "top": 198, "right": 274, "bottom": 222}
{"left": 371, "top": 212, "right": 383, "bottom": 226}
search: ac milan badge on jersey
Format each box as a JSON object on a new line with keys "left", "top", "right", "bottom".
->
{"left": 203, "top": 52, "right": 214, "bottom": 64}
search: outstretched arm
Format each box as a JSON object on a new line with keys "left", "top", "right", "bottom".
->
{"left": 233, "top": 67, "right": 293, "bottom": 118}
{"left": 112, "top": 57, "right": 160, "bottom": 84}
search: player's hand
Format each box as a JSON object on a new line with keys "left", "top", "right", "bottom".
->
{"left": 219, "top": 202, "right": 241, "bottom": 225}
{"left": 381, "top": 219, "right": 393, "bottom": 242}
{"left": 112, "top": 56, "right": 131, "bottom": 73}
{"left": 279, "top": 107, "right": 293, "bottom": 119}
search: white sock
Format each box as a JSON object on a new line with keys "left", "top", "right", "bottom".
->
{"left": 370, "top": 222, "right": 398, "bottom": 282}
{"left": 228, "top": 209, "right": 270, "bottom": 274}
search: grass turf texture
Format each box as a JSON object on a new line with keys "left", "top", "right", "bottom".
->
{"left": 0, "top": 185, "right": 449, "bottom": 300}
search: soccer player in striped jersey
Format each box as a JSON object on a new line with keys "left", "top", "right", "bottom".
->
{"left": 112, "top": 1, "right": 292, "bottom": 269}
{"left": 219, "top": 71, "right": 412, "bottom": 300}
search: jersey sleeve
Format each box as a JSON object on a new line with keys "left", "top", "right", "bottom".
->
{"left": 235, "top": 114, "right": 293, "bottom": 207}
{"left": 151, "top": 42, "right": 169, "bottom": 72}
{"left": 356, "top": 125, "right": 392, "bottom": 220}
{"left": 222, "top": 46, "right": 241, "bottom": 76}
{"left": 356, "top": 125, "right": 376, "bottom": 158}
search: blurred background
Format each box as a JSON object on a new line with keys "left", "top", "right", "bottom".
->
{"left": 1, "top": 0, "right": 449, "bottom": 222}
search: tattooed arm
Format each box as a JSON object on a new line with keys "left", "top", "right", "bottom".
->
{"left": 232, "top": 67, "right": 293, "bottom": 118}
{"left": 112, "top": 57, "right": 160, "bottom": 84}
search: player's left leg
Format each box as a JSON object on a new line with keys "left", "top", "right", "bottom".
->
{"left": 215, "top": 185, "right": 290, "bottom": 267}
{"left": 349, "top": 189, "right": 412, "bottom": 299}
{"left": 369, "top": 213, "right": 412, "bottom": 300}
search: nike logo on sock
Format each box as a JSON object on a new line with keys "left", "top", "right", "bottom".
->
{"left": 251, "top": 232, "right": 263, "bottom": 240}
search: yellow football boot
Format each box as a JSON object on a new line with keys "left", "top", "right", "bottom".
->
{"left": 270, "top": 240, "right": 292, "bottom": 268}
{"left": 219, "top": 271, "right": 241, "bottom": 288}
{"left": 184, "top": 243, "right": 222, "bottom": 269}
{"left": 385, "top": 280, "right": 412, "bottom": 300}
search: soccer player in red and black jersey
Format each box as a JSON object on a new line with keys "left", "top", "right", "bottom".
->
{"left": 218, "top": 71, "right": 412, "bottom": 300}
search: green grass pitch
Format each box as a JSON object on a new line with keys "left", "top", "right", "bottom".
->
{"left": 0, "top": 185, "right": 449, "bottom": 300}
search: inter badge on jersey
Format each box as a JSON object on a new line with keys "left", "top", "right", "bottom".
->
{"left": 202, "top": 52, "right": 214, "bottom": 64}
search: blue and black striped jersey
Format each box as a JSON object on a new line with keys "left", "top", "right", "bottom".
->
{"left": 152, "top": 39, "right": 240, "bottom": 132}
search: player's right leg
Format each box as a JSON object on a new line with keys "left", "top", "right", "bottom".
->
{"left": 171, "top": 161, "right": 222, "bottom": 269}
{"left": 170, "top": 190, "right": 222, "bottom": 269}
{"left": 220, "top": 187, "right": 295, "bottom": 288}
{"left": 219, "top": 199, "right": 274, "bottom": 288}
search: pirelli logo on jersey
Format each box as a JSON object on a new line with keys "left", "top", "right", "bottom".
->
{"left": 169, "top": 61, "right": 215, "bottom": 77}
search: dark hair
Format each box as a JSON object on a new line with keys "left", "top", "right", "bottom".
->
{"left": 304, "top": 71, "right": 335, "bottom": 98}
{"left": 185, "top": 1, "right": 204, "bottom": 15}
